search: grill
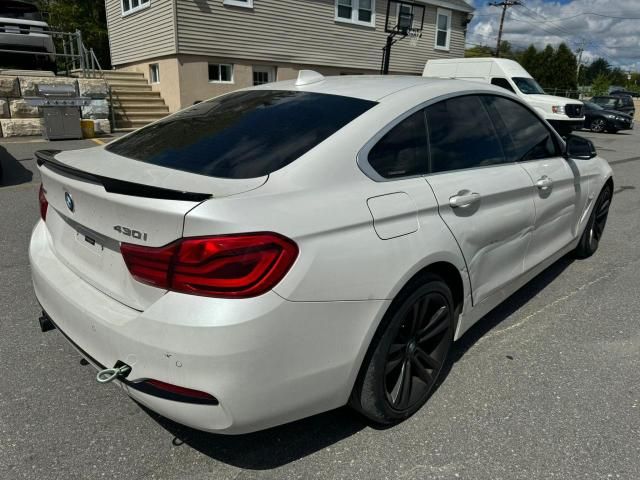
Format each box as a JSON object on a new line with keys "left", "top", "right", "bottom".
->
{"left": 565, "top": 104, "right": 583, "bottom": 118}
{"left": 25, "top": 84, "right": 91, "bottom": 140}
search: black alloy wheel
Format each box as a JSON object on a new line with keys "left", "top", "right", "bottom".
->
{"left": 384, "top": 292, "right": 451, "bottom": 411}
{"left": 350, "top": 275, "right": 455, "bottom": 424}
{"left": 576, "top": 185, "right": 612, "bottom": 258}
{"left": 590, "top": 118, "right": 606, "bottom": 133}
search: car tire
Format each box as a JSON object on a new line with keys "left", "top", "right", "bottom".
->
{"left": 575, "top": 184, "right": 612, "bottom": 258}
{"left": 350, "top": 274, "right": 455, "bottom": 425}
{"left": 590, "top": 118, "right": 606, "bottom": 133}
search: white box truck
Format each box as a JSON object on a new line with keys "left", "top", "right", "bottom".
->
{"left": 423, "top": 57, "right": 584, "bottom": 135}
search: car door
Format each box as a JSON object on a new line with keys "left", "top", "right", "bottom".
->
{"left": 482, "top": 95, "right": 582, "bottom": 271}
{"left": 424, "top": 94, "right": 536, "bottom": 306}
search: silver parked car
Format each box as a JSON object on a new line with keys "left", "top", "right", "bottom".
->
{"left": 0, "top": 0, "right": 55, "bottom": 70}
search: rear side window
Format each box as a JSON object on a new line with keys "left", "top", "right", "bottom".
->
{"left": 483, "top": 95, "right": 560, "bottom": 162}
{"left": 426, "top": 95, "right": 506, "bottom": 173}
{"left": 368, "top": 110, "right": 428, "bottom": 178}
{"left": 491, "top": 78, "right": 515, "bottom": 93}
{"left": 106, "top": 90, "right": 376, "bottom": 179}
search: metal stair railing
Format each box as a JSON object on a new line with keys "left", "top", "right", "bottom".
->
{"left": 79, "top": 40, "right": 117, "bottom": 131}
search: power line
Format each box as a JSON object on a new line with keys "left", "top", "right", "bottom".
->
{"left": 508, "top": 11, "right": 573, "bottom": 40}
{"left": 471, "top": 3, "right": 631, "bottom": 68}
{"left": 513, "top": 3, "right": 626, "bottom": 67}
{"left": 521, "top": 11, "right": 640, "bottom": 22}
{"left": 517, "top": 3, "right": 578, "bottom": 39}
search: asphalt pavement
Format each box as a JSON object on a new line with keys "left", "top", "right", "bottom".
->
{"left": 1, "top": 129, "right": 639, "bottom": 480}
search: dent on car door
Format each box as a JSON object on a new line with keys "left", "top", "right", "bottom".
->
{"left": 423, "top": 95, "right": 536, "bottom": 306}
{"left": 482, "top": 95, "right": 584, "bottom": 271}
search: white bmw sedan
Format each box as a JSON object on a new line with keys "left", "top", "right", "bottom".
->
{"left": 30, "top": 74, "right": 613, "bottom": 434}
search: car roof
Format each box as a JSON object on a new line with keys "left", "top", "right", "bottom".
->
{"left": 251, "top": 74, "right": 502, "bottom": 102}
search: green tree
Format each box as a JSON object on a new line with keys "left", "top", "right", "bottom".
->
{"left": 465, "top": 45, "right": 494, "bottom": 58}
{"left": 609, "top": 67, "right": 627, "bottom": 86}
{"left": 38, "top": 0, "right": 110, "bottom": 69}
{"left": 498, "top": 40, "right": 517, "bottom": 60}
{"left": 591, "top": 73, "right": 610, "bottom": 96}
{"left": 518, "top": 44, "right": 540, "bottom": 76}
{"left": 535, "top": 45, "right": 556, "bottom": 88}
{"left": 549, "top": 43, "right": 578, "bottom": 91}
{"left": 584, "top": 57, "right": 611, "bottom": 84}
{"left": 465, "top": 41, "right": 516, "bottom": 59}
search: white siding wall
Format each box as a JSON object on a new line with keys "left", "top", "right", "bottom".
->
{"left": 106, "top": 0, "right": 177, "bottom": 66}
{"left": 175, "top": 0, "right": 467, "bottom": 74}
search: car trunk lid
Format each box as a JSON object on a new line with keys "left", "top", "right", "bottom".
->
{"left": 37, "top": 148, "right": 267, "bottom": 311}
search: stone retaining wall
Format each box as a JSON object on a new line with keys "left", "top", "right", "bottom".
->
{"left": 0, "top": 74, "right": 111, "bottom": 138}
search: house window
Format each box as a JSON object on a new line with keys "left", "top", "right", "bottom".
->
{"left": 335, "top": 0, "right": 375, "bottom": 27}
{"left": 209, "top": 63, "right": 234, "bottom": 83}
{"left": 121, "top": 0, "right": 150, "bottom": 16}
{"left": 223, "top": 0, "right": 253, "bottom": 8}
{"left": 253, "top": 66, "right": 275, "bottom": 85}
{"left": 435, "top": 8, "right": 451, "bottom": 50}
{"left": 149, "top": 63, "right": 160, "bottom": 84}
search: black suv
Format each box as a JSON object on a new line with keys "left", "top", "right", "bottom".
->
{"left": 591, "top": 95, "right": 636, "bottom": 117}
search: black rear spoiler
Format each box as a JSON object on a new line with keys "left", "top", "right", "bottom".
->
{"left": 35, "top": 150, "right": 212, "bottom": 202}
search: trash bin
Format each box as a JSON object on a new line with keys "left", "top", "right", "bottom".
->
{"left": 80, "top": 119, "right": 95, "bottom": 138}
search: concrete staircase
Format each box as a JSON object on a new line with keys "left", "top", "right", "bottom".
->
{"left": 102, "top": 71, "right": 170, "bottom": 132}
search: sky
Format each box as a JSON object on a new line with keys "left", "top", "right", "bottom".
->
{"left": 465, "top": 0, "right": 640, "bottom": 72}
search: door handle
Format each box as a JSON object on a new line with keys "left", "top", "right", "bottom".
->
{"left": 536, "top": 176, "right": 553, "bottom": 190}
{"left": 449, "top": 192, "right": 481, "bottom": 208}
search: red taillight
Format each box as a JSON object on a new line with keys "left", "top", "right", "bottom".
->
{"left": 119, "top": 242, "right": 176, "bottom": 289}
{"left": 38, "top": 183, "right": 48, "bottom": 221}
{"left": 120, "top": 233, "right": 298, "bottom": 298}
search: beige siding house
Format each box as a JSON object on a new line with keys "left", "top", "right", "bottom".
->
{"left": 105, "top": 0, "right": 474, "bottom": 112}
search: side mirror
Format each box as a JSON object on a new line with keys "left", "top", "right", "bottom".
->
{"left": 564, "top": 134, "right": 597, "bottom": 160}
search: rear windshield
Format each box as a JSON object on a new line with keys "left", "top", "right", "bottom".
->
{"left": 106, "top": 90, "right": 377, "bottom": 179}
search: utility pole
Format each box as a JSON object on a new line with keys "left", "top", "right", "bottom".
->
{"left": 575, "top": 39, "right": 586, "bottom": 85}
{"left": 488, "top": 1, "right": 521, "bottom": 58}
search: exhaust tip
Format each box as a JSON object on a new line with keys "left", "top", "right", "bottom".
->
{"left": 38, "top": 313, "right": 55, "bottom": 333}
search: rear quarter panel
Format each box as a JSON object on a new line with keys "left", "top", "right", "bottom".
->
{"left": 183, "top": 174, "right": 468, "bottom": 303}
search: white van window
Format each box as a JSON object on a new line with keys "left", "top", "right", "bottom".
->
{"left": 491, "top": 78, "right": 515, "bottom": 93}
{"left": 512, "top": 77, "right": 545, "bottom": 95}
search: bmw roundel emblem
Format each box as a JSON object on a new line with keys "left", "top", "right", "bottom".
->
{"left": 64, "top": 191, "right": 74, "bottom": 212}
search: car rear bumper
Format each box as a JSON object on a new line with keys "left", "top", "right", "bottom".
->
{"left": 29, "top": 220, "right": 388, "bottom": 434}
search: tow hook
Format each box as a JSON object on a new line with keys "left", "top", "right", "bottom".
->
{"left": 96, "top": 360, "right": 132, "bottom": 384}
